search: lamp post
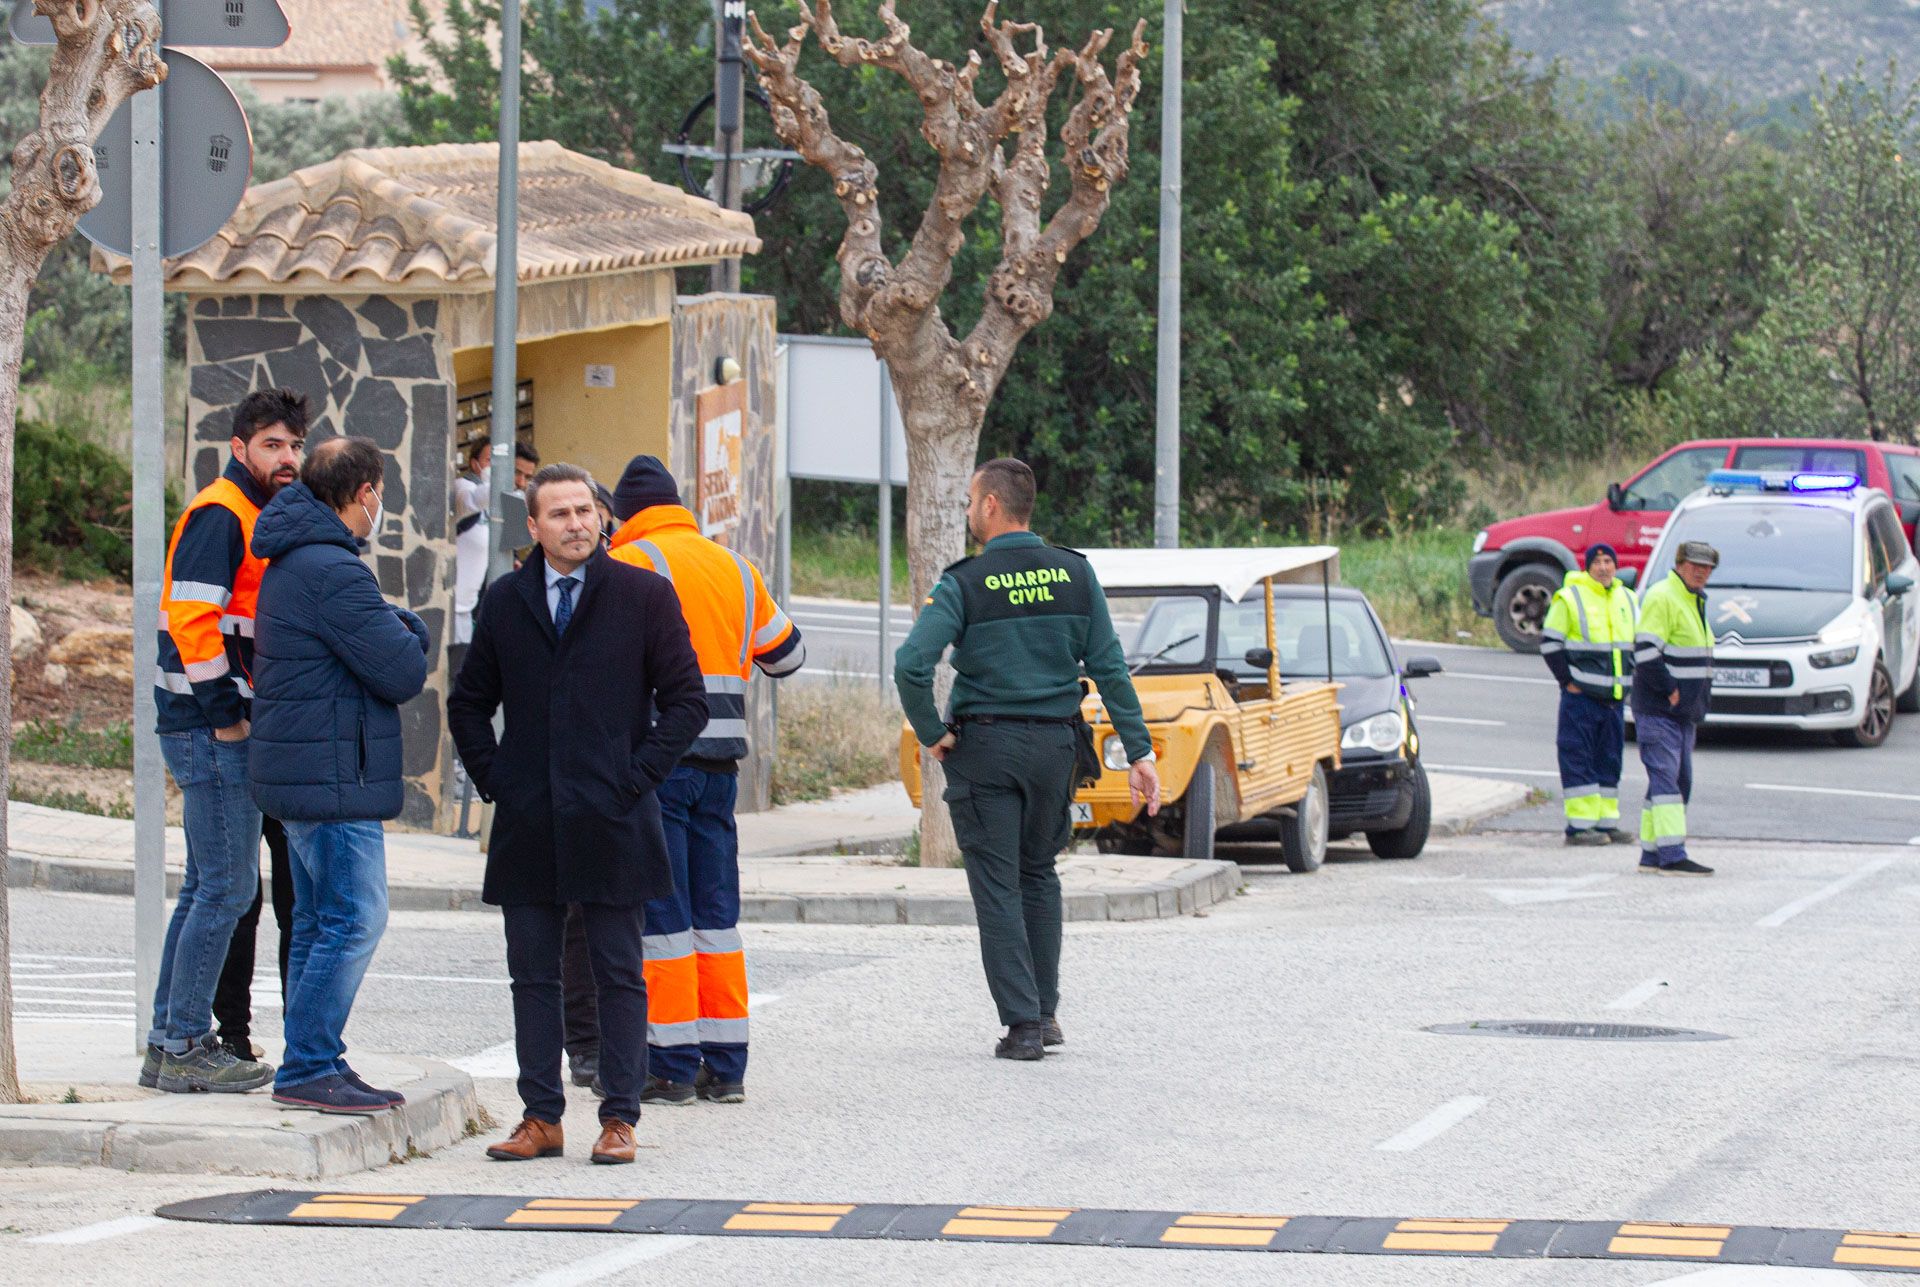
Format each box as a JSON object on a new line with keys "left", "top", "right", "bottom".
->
{"left": 488, "top": 0, "right": 523, "bottom": 580}
{"left": 1153, "top": 0, "right": 1182, "bottom": 549}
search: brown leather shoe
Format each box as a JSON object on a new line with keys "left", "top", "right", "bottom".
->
{"left": 486, "top": 1117, "right": 564, "bottom": 1161}
{"left": 590, "top": 1118, "right": 636, "bottom": 1165}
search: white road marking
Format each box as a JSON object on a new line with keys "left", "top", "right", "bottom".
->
{"left": 13, "top": 985, "right": 132, "bottom": 996}
{"left": 366, "top": 972, "right": 512, "bottom": 985}
{"left": 1427, "top": 763, "right": 1560, "bottom": 778}
{"left": 16, "top": 1016, "right": 134, "bottom": 1025}
{"left": 1375, "top": 1096, "right": 1487, "bottom": 1152}
{"left": 12, "top": 996, "right": 134, "bottom": 1009}
{"left": 1606, "top": 978, "right": 1668, "bottom": 1010}
{"left": 1910, "top": 835, "right": 1920, "bottom": 846}
{"left": 27, "top": 1215, "right": 165, "bottom": 1245}
{"left": 510, "top": 1237, "right": 699, "bottom": 1284}
{"left": 1748, "top": 782, "right": 1920, "bottom": 804}
{"left": 1419, "top": 715, "right": 1507, "bottom": 727}
{"left": 1643, "top": 1266, "right": 1863, "bottom": 1284}
{"left": 12, "top": 953, "right": 125, "bottom": 964}
{"left": 1486, "top": 874, "right": 1616, "bottom": 906}
{"left": 451, "top": 1040, "right": 519, "bottom": 1079}
{"left": 1757, "top": 858, "right": 1898, "bottom": 929}
{"left": 1438, "top": 671, "right": 1557, "bottom": 687}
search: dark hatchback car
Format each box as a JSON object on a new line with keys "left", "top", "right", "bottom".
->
{"left": 1214, "top": 587, "right": 1442, "bottom": 858}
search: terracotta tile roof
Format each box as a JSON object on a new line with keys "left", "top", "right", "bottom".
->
{"left": 177, "top": 0, "right": 433, "bottom": 72}
{"left": 98, "top": 142, "right": 760, "bottom": 291}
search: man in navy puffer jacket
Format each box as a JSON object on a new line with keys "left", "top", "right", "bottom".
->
{"left": 249, "top": 437, "right": 429, "bottom": 1114}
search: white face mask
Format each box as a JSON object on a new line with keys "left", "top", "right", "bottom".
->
{"left": 360, "top": 492, "right": 383, "bottom": 537}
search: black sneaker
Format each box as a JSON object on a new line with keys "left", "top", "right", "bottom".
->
{"left": 139, "top": 1044, "right": 162, "bottom": 1089}
{"left": 640, "top": 1075, "right": 696, "bottom": 1106}
{"left": 695, "top": 1065, "right": 746, "bottom": 1103}
{"left": 218, "top": 1035, "right": 263, "bottom": 1061}
{"left": 1041, "top": 1016, "right": 1064, "bottom": 1048}
{"left": 272, "top": 1073, "right": 392, "bottom": 1115}
{"left": 1661, "top": 858, "right": 1715, "bottom": 876}
{"left": 340, "top": 1065, "right": 406, "bottom": 1106}
{"left": 158, "top": 1037, "right": 273, "bottom": 1093}
{"left": 568, "top": 1050, "right": 599, "bottom": 1089}
{"left": 994, "top": 1023, "right": 1045, "bottom": 1061}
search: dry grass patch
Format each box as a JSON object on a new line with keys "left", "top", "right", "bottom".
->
{"left": 773, "top": 681, "right": 903, "bottom": 805}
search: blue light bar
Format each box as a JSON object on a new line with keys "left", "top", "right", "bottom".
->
{"left": 1705, "top": 469, "right": 1860, "bottom": 494}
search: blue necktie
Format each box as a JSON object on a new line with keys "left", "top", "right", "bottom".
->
{"left": 554, "top": 576, "right": 577, "bottom": 636}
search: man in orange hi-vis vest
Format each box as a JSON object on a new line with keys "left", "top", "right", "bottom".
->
{"left": 607, "top": 455, "right": 804, "bottom": 1104}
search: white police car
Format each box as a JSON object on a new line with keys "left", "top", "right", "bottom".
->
{"left": 1632, "top": 470, "right": 1920, "bottom": 747}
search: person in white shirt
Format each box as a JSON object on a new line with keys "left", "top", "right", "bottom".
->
{"left": 452, "top": 439, "right": 490, "bottom": 651}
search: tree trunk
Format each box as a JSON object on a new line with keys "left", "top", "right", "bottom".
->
{"left": 0, "top": 0, "right": 166, "bottom": 1105}
{"left": 895, "top": 384, "right": 982, "bottom": 868}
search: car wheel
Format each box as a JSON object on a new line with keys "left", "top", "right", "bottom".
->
{"left": 1493, "top": 564, "right": 1561, "bottom": 654}
{"left": 1367, "top": 763, "right": 1432, "bottom": 860}
{"left": 1835, "top": 658, "right": 1895, "bottom": 748}
{"left": 1897, "top": 660, "right": 1920, "bottom": 714}
{"left": 1279, "top": 763, "right": 1330, "bottom": 873}
{"left": 1182, "top": 759, "right": 1217, "bottom": 862}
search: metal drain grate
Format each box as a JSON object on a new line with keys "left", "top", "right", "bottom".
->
{"left": 1425, "top": 1020, "right": 1728, "bottom": 1042}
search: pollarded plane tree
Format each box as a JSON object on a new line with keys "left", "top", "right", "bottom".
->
{"left": 744, "top": 1, "right": 1145, "bottom": 865}
{"left": 0, "top": 1, "right": 166, "bottom": 1102}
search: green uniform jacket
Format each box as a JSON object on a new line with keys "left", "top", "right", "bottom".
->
{"left": 893, "top": 531, "right": 1154, "bottom": 762}
{"left": 1632, "top": 570, "right": 1715, "bottom": 724}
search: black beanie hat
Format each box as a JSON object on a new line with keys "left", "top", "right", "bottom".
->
{"left": 1584, "top": 542, "right": 1619, "bottom": 571}
{"left": 612, "top": 455, "right": 681, "bottom": 521}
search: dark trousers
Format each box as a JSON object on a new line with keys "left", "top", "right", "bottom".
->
{"left": 644, "top": 765, "right": 748, "bottom": 1084}
{"left": 941, "top": 721, "right": 1078, "bottom": 1028}
{"left": 1554, "top": 692, "right": 1625, "bottom": 836}
{"left": 503, "top": 902, "right": 646, "bottom": 1126}
{"left": 1636, "top": 711, "right": 1697, "bottom": 867}
{"left": 561, "top": 904, "right": 600, "bottom": 1062}
{"left": 213, "top": 815, "right": 293, "bottom": 1044}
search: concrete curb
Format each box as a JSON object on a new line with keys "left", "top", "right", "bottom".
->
{"left": 1431, "top": 781, "right": 1535, "bottom": 837}
{"left": 6, "top": 850, "right": 1243, "bottom": 924}
{"left": 0, "top": 1058, "right": 481, "bottom": 1180}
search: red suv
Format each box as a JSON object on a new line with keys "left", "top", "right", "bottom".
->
{"left": 1469, "top": 438, "right": 1920, "bottom": 651}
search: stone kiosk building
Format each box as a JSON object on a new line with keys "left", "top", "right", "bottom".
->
{"left": 102, "top": 143, "right": 781, "bottom": 831}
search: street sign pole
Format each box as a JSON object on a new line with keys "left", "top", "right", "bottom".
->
{"left": 709, "top": 0, "right": 746, "bottom": 293}
{"left": 129, "top": 56, "right": 166, "bottom": 1056}
{"left": 487, "top": 0, "right": 522, "bottom": 582}
{"left": 1153, "top": 0, "right": 1182, "bottom": 550}
{"left": 876, "top": 362, "right": 892, "bottom": 693}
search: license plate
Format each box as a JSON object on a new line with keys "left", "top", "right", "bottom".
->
{"left": 1070, "top": 803, "right": 1094, "bottom": 825}
{"left": 1714, "top": 665, "right": 1770, "bottom": 688}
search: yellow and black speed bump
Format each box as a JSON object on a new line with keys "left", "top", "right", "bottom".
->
{"left": 154, "top": 1193, "right": 1920, "bottom": 1274}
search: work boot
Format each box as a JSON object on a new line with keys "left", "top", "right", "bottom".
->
{"left": 158, "top": 1036, "right": 273, "bottom": 1094}
{"left": 1563, "top": 831, "right": 1608, "bottom": 847}
{"left": 640, "top": 1075, "right": 696, "bottom": 1106}
{"left": 1042, "top": 1016, "right": 1065, "bottom": 1048}
{"left": 568, "top": 1049, "right": 599, "bottom": 1089}
{"left": 591, "top": 1119, "right": 637, "bottom": 1165}
{"left": 1601, "top": 829, "right": 1637, "bottom": 845}
{"left": 340, "top": 1065, "right": 406, "bottom": 1106}
{"left": 695, "top": 1065, "right": 746, "bottom": 1103}
{"left": 1660, "top": 858, "right": 1715, "bottom": 876}
{"left": 139, "top": 1043, "right": 163, "bottom": 1089}
{"left": 994, "top": 1022, "right": 1045, "bottom": 1061}
{"left": 486, "top": 1117, "right": 564, "bottom": 1161}
{"left": 272, "top": 1073, "right": 392, "bottom": 1115}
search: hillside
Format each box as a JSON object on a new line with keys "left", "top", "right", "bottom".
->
{"left": 1486, "top": 0, "right": 1920, "bottom": 101}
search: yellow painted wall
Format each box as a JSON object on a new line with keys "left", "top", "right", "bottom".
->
{"left": 451, "top": 321, "right": 673, "bottom": 490}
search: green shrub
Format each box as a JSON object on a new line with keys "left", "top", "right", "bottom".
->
{"left": 13, "top": 719, "right": 134, "bottom": 771}
{"left": 12, "top": 417, "right": 136, "bottom": 580}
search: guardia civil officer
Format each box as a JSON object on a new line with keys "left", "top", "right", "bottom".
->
{"left": 1540, "top": 543, "right": 1639, "bottom": 846}
{"left": 894, "top": 458, "right": 1161, "bottom": 1061}
{"left": 1632, "top": 540, "right": 1719, "bottom": 876}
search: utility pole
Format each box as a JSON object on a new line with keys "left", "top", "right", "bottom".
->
{"left": 487, "top": 0, "right": 523, "bottom": 580}
{"left": 710, "top": 0, "right": 746, "bottom": 292}
{"left": 1152, "top": 0, "right": 1182, "bottom": 549}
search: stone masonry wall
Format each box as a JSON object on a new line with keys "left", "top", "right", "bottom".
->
{"left": 184, "top": 293, "right": 457, "bottom": 831}
{"left": 670, "top": 294, "right": 781, "bottom": 813}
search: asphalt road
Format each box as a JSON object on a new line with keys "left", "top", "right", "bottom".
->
{"left": 9, "top": 824, "right": 1918, "bottom": 1285}
{"left": 789, "top": 600, "right": 1920, "bottom": 849}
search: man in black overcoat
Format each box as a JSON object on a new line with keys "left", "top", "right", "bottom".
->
{"left": 449, "top": 463, "right": 707, "bottom": 1165}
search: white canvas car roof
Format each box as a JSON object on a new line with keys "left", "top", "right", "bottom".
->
{"left": 1079, "top": 547, "right": 1341, "bottom": 604}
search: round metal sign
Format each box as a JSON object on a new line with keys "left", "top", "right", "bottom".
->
{"left": 77, "top": 49, "right": 253, "bottom": 261}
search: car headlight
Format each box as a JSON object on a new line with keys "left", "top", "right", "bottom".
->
{"left": 1102, "top": 734, "right": 1128, "bottom": 771}
{"left": 1809, "top": 645, "right": 1859, "bottom": 669}
{"left": 1341, "top": 711, "right": 1405, "bottom": 754}
{"left": 1472, "top": 530, "right": 1489, "bottom": 554}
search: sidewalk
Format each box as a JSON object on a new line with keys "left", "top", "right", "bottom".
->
{"left": 3, "top": 773, "right": 1529, "bottom": 924}
{"left": 0, "top": 1024, "right": 479, "bottom": 1180}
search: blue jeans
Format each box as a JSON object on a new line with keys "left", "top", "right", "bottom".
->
{"left": 148, "top": 728, "right": 262, "bottom": 1054}
{"left": 276, "top": 819, "right": 389, "bottom": 1088}
{"left": 644, "top": 765, "right": 747, "bottom": 1084}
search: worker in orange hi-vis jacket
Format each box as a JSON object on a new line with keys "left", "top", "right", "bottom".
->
{"left": 606, "top": 456, "right": 804, "bottom": 1105}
